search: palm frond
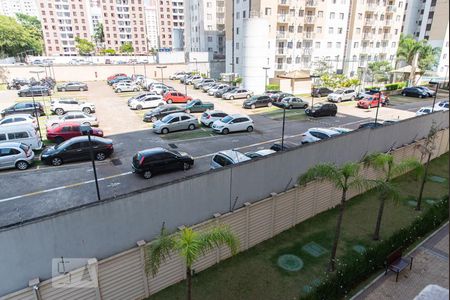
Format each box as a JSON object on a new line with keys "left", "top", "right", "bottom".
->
{"left": 298, "top": 163, "right": 343, "bottom": 189}
{"left": 376, "top": 181, "right": 402, "bottom": 205}
{"left": 176, "top": 227, "right": 203, "bottom": 268}
{"left": 391, "top": 158, "right": 424, "bottom": 179}
{"left": 348, "top": 178, "right": 379, "bottom": 193}
{"left": 362, "top": 152, "right": 392, "bottom": 175}
{"left": 197, "top": 225, "right": 239, "bottom": 257}
{"left": 145, "top": 225, "right": 176, "bottom": 277}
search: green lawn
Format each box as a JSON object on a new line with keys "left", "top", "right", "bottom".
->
{"left": 259, "top": 107, "right": 308, "bottom": 121}
{"left": 148, "top": 153, "right": 449, "bottom": 300}
{"left": 160, "top": 127, "right": 214, "bottom": 141}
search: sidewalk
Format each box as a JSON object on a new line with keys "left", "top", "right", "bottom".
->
{"left": 354, "top": 223, "right": 449, "bottom": 300}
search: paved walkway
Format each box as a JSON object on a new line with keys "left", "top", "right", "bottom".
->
{"left": 354, "top": 223, "right": 449, "bottom": 300}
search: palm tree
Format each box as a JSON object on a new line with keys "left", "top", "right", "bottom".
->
{"left": 363, "top": 153, "right": 420, "bottom": 240}
{"left": 146, "top": 224, "right": 239, "bottom": 300}
{"left": 299, "top": 163, "right": 370, "bottom": 272}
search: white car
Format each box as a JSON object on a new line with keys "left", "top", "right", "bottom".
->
{"left": 200, "top": 110, "right": 229, "bottom": 127}
{"left": 112, "top": 80, "right": 133, "bottom": 89}
{"left": 46, "top": 112, "right": 99, "bottom": 127}
{"left": 0, "top": 114, "right": 37, "bottom": 129}
{"left": 244, "top": 149, "right": 276, "bottom": 159}
{"left": 50, "top": 99, "right": 95, "bottom": 115}
{"left": 329, "top": 127, "right": 353, "bottom": 134}
{"left": 416, "top": 107, "right": 433, "bottom": 116}
{"left": 128, "top": 95, "right": 164, "bottom": 110}
{"left": 300, "top": 128, "right": 340, "bottom": 144}
{"left": 210, "top": 150, "right": 251, "bottom": 169}
{"left": 115, "top": 82, "right": 140, "bottom": 93}
{"left": 150, "top": 83, "right": 169, "bottom": 95}
{"left": 327, "top": 89, "right": 357, "bottom": 102}
{"left": 169, "top": 72, "right": 186, "bottom": 80}
{"left": 211, "top": 114, "right": 254, "bottom": 135}
{"left": 434, "top": 101, "right": 449, "bottom": 111}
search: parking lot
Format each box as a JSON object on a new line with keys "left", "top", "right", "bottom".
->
{"left": 0, "top": 77, "right": 448, "bottom": 227}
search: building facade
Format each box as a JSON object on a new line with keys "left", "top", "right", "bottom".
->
{"left": 144, "top": 0, "right": 159, "bottom": 50}
{"left": 157, "top": 0, "right": 185, "bottom": 50}
{"left": 0, "top": 0, "right": 39, "bottom": 18}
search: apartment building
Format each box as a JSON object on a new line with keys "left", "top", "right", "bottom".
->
{"left": 0, "top": 0, "right": 39, "bottom": 18}
{"left": 402, "top": 0, "right": 449, "bottom": 78}
{"left": 184, "top": 0, "right": 225, "bottom": 55}
{"left": 157, "top": 0, "right": 185, "bottom": 49}
{"left": 144, "top": 0, "right": 159, "bottom": 50}
{"left": 226, "top": 0, "right": 406, "bottom": 92}
{"left": 87, "top": 0, "right": 102, "bottom": 39}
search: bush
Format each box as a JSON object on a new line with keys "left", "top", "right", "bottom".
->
{"left": 385, "top": 82, "right": 407, "bottom": 91}
{"left": 266, "top": 84, "right": 280, "bottom": 91}
{"left": 303, "top": 196, "right": 449, "bottom": 300}
{"left": 364, "top": 86, "right": 377, "bottom": 91}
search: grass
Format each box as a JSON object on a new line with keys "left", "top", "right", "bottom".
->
{"left": 148, "top": 153, "right": 449, "bottom": 300}
{"left": 0, "top": 84, "right": 6, "bottom": 91}
{"left": 160, "top": 127, "right": 214, "bottom": 141}
{"left": 259, "top": 107, "right": 308, "bottom": 121}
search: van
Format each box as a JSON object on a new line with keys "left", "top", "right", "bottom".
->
{"left": 0, "top": 124, "right": 43, "bottom": 150}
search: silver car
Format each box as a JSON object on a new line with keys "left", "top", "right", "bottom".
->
{"left": 222, "top": 88, "right": 253, "bottom": 100}
{"left": 210, "top": 150, "right": 251, "bottom": 169}
{"left": 153, "top": 112, "right": 198, "bottom": 134}
{"left": 0, "top": 142, "right": 34, "bottom": 170}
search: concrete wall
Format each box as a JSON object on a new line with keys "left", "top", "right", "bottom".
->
{"left": 0, "top": 112, "right": 448, "bottom": 295}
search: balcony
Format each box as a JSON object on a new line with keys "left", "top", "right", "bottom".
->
{"left": 384, "top": 19, "right": 393, "bottom": 26}
{"left": 278, "top": 0, "right": 291, "bottom": 6}
{"left": 304, "top": 16, "right": 316, "bottom": 24}
{"left": 383, "top": 33, "right": 393, "bottom": 40}
{"left": 366, "top": 2, "right": 378, "bottom": 11}
{"left": 386, "top": 5, "right": 397, "bottom": 13}
{"left": 362, "top": 33, "right": 373, "bottom": 40}
{"left": 276, "top": 31, "right": 288, "bottom": 39}
{"left": 303, "top": 32, "right": 316, "bottom": 39}
{"left": 364, "top": 18, "right": 375, "bottom": 26}
{"left": 277, "top": 14, "right": 289, "bottom": 23}
{"left": 277, "top": 48, "right": 287, "bottom": 56}
{"left": 305, "top": 0, "right": 318, "bottom": 8}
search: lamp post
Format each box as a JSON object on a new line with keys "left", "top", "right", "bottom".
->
{"left": 310, "top": 75, "right": 320, "bottom": 108}
{"left": 430, "top": 80, "right": 439, "bottom": 113}
{"left": 30, "top": 70, "right": 49, "bottom": 119}
{"left": 374, "top": 91, "right": 382, "bottom": 125}
{"left": 81, "top": 125, "right": 101, "bottom": 201}
{"left": 157, "top": 65, "right": 167, "bottom": 85}
{"left": 281, "top": 105, "right": 286, "bottom": 151}
{"left": 184, "top": 73, "right": 188, "bottom": 96}
{"left": 263, "top": 67, "right": 270, "bottom": 92}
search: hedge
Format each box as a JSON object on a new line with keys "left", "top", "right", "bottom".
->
{"left": 385, "top": 82, "right": 407, "bottom": 91}
{"left": 302, "top": 196, "right": 449, "bottom": 300}
{"left": 266, "top": 84, "right": 280, "bottom": 91}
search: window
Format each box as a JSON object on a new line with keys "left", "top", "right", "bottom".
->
{"left": 8, "top": 132, "right": 29, "bottom": 139}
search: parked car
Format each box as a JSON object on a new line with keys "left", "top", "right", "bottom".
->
{"left": 143, "top": 105, "right": 185, "bottom": 123}
{"left": 244, "top": 149, "right": 276, "bottom": 159}
{"left": 329, "top": 127, "right": 353, "bottom": 134}
{"left": 7, "top": 78, "right": 29, "bottom": 90}
{"left": 41, "top": 136, "right": 113, "bottom": 166}
{"left": 0, "top": 142, "right": 34, "bottom": 170}
{"left": 128, "top": 95, "right": 164, "bottom": 110}
{"left": 270, "top": 92, "right": 294, "bottom": 103}
{"left": 202, "top": 83, "right": 218, "bottom": 92}
{"left": 416, "top": 107, "right": 433, "bottom": 116}
{"left": 163, "top": 91, "right": 193, "bottom": 104}
{"left": 243, "top": 95, "right": 273, "bottom": 109}
{"left": 194, "top": 79, "right": 215, "bottom": 89}
{"left": 210, "top": 150, "right": 251, "bottom": 169}
{"left": 127, "top": 92, "right": 159, "bottom": 106}
{"left": 0, "top": 124, "right": 43, "bottom": 150}
{"left": 169, "top": 72, "right": 186, "bottom": 80}
{"left": 311, "top": 87, "right": 334, "bottom": 98}
{"left": 264, "top": 90, "right": 282, "bottom": 96}
{"left": 46, "top": 122, "right": 104, "bottom": 144}
{"left": 358, "top": 122, "right": 384, "bottom": 129}
{"left": 18, "top": 85, "right": 51, "bottom": 97}
{"left": 401, "top": 87, "right": 429, "bottom": 98}
{"left": 184, "top": 99, "right": 214, "bottom": 113}
{"left": 300, "top": 128, "right": 340, "bottom": 144}
{"left": 200, "top": 110, "right": 228, "bottom": 127}
{"left": 1, "top": 102, "right": 45, "bottom": 118}
{"left": 211, "top": 114, "right": 254, "bottom": 134}
{"left": 57, "top": 82, "right": 88, "bottom": 92}
{"left": 107, "top": 73, "right": 127, "bottom": 82}
{"left": 208, "top": 84, "right": 229, "bottom": 96}
{"left": 270, "top": 141, "right": 297, "bottom": 152}
{"left": 278, "top": 97, "right": 309, "bottom": 109}
{"left": 357, "top": 90, "right": 387, "bottom": 100}
{"left": 357, "top": 94, "right": 388, "bottom": 109}
{"left": 46, "top": 112, "right": 99, "bottom": 127}
{"left": 132, "top": 147, "right": 194, "bottom": 179}
{"left": 153, "top": 112, "right": 198, "bottom": 134}
{"left": 0, "top": 114, "right": 37, "bottom": 129}
{"left": 222, "top": 88, "right": 253, "bottom": 100}
{"left": 112, "top": 79, "right": 133, "bottom": 89}
{"left": 186, "top": 75, "right": 202, "bottom": 85}
{"left": 327, "top": 89, "right": 357, "bottom": 102}
{"left": 215, "top": 87, "right": 236, "bottom": 98}
{"left": 115, "top": 82, "right": 140, "bottom": 93}
{"left": 434, "top": 101, "right": 449, "bottom": 111}
{"left": 108, "top": 76, "right": 130, "bottom": 86}
{"left": 50, "top": 99, "right": 95, "bottom": 115}
{"left": 305, "top": 103, "right": 338, "bottom": 117}
{"left": 149, "top": 83, "right": 172, "bottom": 95}
{"left": 416, "top": 86, "right": 436, "bottom": 97}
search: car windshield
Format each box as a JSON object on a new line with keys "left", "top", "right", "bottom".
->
{"left": 161, "top": 115, "right": 173, "bottom": 123}
{"left": 312, "top": 103, "right": 323, "bottom": 109}
{"left": 221, "top": 116, "right": 233, "bottom": 123}
{"left": 335, "top": 90, "right": 344, "bottom": 94}
{"left": 55, "top": 139, "right": 72, "bottom": 150}
{"left": 249, "top": 96, "right": 258, "bottom": 101}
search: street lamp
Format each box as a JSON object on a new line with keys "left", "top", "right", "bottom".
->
{"left": 263, "top": 67, "right": 270, "bottom": 92}
{"left": 30, "top": 70, "right": 49, "bottom": 119}
{"left": 156, "top": 65, "right": 167, "bottom": 85}
{"left": 374, "top": 90, "right": 382, "bottom": 125}
{"left": 184, "top": 73, "right": 188, "bottom": 96}
{"left": 429, "top": 80, "right": 440, "bottom": 113}
{"left": 29, "top": 70, "right": 46, "bottom": 137}
{"left": 80, "top": 125, "right": 101, "bottom": 202}
{"left": 310, "top": 75, "right": 320, "bottom": 108}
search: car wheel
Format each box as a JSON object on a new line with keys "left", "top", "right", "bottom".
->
{"left": 251, "top": 104, "right": 256, "bottom": 109}
{"left": 268, "top": 102, "right": 273, "bottom": 107}
{"left": 222, "top": 128, "right": 229, "bottom": 135}
{"left": 368, "top": 105, "right": 371, "bottom": 109}
{"left": 51, "top": 157, "right": 63, "bottom": 166}
{"left": 161, "top": 128, "right": 169, "bottom": 134}
{"left": 33, "top": 111, "right": 41, "bottom": 117}
{"left": 351, "top": 96, "right": 356, "bottom": 101}
{"left": 402, "top": 93, "right": 407, "bottom": 96}
{"left": 247, "top": 126, "right": 254, "bottom": 133}
{"left": 82, "top": 122, "right": 91, "bottom": 126}
{"left": 419, "top": 94, "right": 423, "bottom": 98}
{"left": 82, "top": 107, "right": 91, "bottom": 114}
{"left": 303, "top": 104, "right": 309, "bottom": 109}
{"left": 230, "top": 96, "right": 234, "bottom": 100}
{"left": 289, "top": 105, "right": 294, "bottom": 109}
{"left": 61, "top": 88, "right": 66, "bottom": 92}
{"left": 151, "top": 116, "right": 157, "bottom": 123}
{"left": 55, "top": 108, "right": 64, "bottom": 115}
{"left": 95, "top": 152, "right": 107, "bottom": 161}
{"left": 247, "top": 94, "right": 251, "bottom": 99}
{"left": 79, "top": 87, "right": 84, "bottom": 92}
{"left": 55, "top": 137, "right": 64, "bottom": 144}
{"left": 317, "top": 93, "right": 322, "bottom": 98}
{"left": 188, "top": 124, "right": 196, "bottom": 130}
{"left": 185, "top": 109, "right": 191, "bottom": 114}
{"left": 136, "top": 105, "right": 143, "bottom": 110}
{"left": 15, "top": 161, "right": 29, "bottom": 170}
{"left": 117, "top": 89, "right": 122, "bottom": 93}
{"left": 143, "top": 170, "right": 152, "bottom": 179}
{"left": 167, "top": 99, "right": 173, "bottom": 104}
{"left": 183, "top": 163, "right": 191, "bottom": 171}
{"left": 338, "top": 98, "right": 342, "bottom": 103}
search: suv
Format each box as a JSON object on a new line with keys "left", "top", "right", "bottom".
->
{"left": 305, "top": 103, "right": 338, "bottom": 117}
{"left": 327, "top": 89, "right": 357, "bottom": 102}
{"left": 0, "top": 142, "right": 34, "bottom": 170}
{"left": 300, "top": 128, "right": 340, "bottom": 144}
{"left": 243, "top": 95, "right": 273, "bottom": 109}
{"left": 18, "top": 85, "right": 51, "bottom": 97}
{"left": 311, "top": 87, "right": 334, "bottom": 98}
{"left": 115, "top": 82, "right": 140, "bottom": 93}
{"left": 211, "top": 114, "right": 254, "bottom": 134}
{"left": 50, "top": 99, "right": 95, "bottom": 115}
{"left": 132, "top": 147, "right": 194, "bottom": 179}
{"left": 210, "top": 150, "right": 251, "bottom": 169}
{"left": 402, "top": 87, "right": 429, "bottom": 98}
{"left": 128, "top": 95, "right": 164, "bottom": 110}
{"left": 222, "top": 89, "right": 253, "bottom": 100}
{"left": 200, "top": 110, "right": 228, "bottom": 127}
{"left": 194, "top": 79, "right": 215, "bottom": 89}
{"left": 270, "top": 92, "right": 294, "bottom": 103}
{"left": 434, "top": 101, "right": 449, "bottom": 111}
{"left": 1, "top": 102, "right": 45, "bottom": 117}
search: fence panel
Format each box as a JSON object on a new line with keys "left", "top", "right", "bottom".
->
{"left": 248, "top": 199, "right": 273, "bottom": 248}
{"left": 219, "top": 208, "right": 248, "bottom": 258}
{"left": 191, "top": 221, "right": 220, "bottom": 273}
{"left": 273, "top": 190, "right": 296, "bottom": 235}
{"left": 295, "top": 182, "right": 315, "bottom": 224}
{"left": 147, "top": 252, "right": 184, "bottom": 295}
{"left": 0, "top": 289, "right": 34, "bottom": 300}
{"left": 314, "top": 181, "right": 335, "bottom": 214}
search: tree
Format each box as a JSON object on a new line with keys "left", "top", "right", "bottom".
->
{"left": 0, "top": 15, "right": 42, "bottom": 57}
{"left": 100, "top": 48, "right": 116, "bottom": 56}
{"left": 75, "top": 37, "right": 95, "bottom": 56}
{"left": 146, "top": 224, "right": 239, "bottom": 300}
{"left": 93, "top": 24, "right": 105, "bottom": 48}
{"left": 120, "top": 42, "right": 134, "bottom": 54}
{"left": 312, "top": 59, "right": 333, "bottom": 77}
{"left": 368, "top": 61, "right": 393, "bottom": 83}
{"left": 362, "top": 153, "right": 420, "bottom": 240}
{"left": 299, "top": 163, "right": 370, "bottom": 272}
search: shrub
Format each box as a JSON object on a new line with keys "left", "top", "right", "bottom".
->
{"left": 385, "top": 82, "right": 407, "bottom": 91}
{"left": 303, "top": 196, "right": 449, "bottom": 300}
{"left": 266, "top": 84, "right": 280, "bottom": 91}
{"left": 364, "top": 86, "right": 377, "bottom": 91}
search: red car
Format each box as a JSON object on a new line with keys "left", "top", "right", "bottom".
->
{"left": 46, "top": 122, "right": 104, "bottom": 144}
{"left": 357, "top": 95, "right": 389, "bottom": 109}
{"left": 163, "top": 91, "right": 193, "bottom": 104}
{"left": 107, "top": 73, "right": 127, "bottom": 81}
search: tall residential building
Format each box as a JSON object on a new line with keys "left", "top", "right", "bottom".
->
{"left": 0, "top": 0, "right": 39, "bottom": 18}
{"left": 87, "top": 0, "right": 102, "bottom": 39}
{"left": 402, "top": 0, "right": 449, "bottom": 78}
{"left": 157, "top": 0, "right": 185, "bottom": 50}
{"left": 144, "top": 0, "right": 159, "bottom": 50}
{"left": 225, "top": 0, "right": 407, "bottom": 93}
{"left": 184, "top": 0, "right": 225, "bottom": 55}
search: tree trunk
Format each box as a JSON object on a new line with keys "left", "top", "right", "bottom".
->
{"left": 186, "top": 267, "right": 192, "bottom": 300}
{"left": 373, "top": 196, "right": 386, "bottom": 241}
{"left": 328, "top": 188, "right": 347, "bottom": 272}
{"left": 416, "top": 152, "right": 432, "bottom": 211}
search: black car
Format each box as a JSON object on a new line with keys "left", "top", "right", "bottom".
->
{"left": 358, "top": 122, "right": 384, "bottom": 129}
{"left": 311, "top": 87, "right": 334, "bottom": 98}
{"left": 270, "top": 141, "right": 297, "bottom": 152}
{"left": 243, "top": 95, "right": 273, "bottom": 109}
{"left": 270, "top": 92, "right": 294, "bottom": 102}
{"left": 1, "top": 102, "right": 45, "bottom": 117}
{"left": 40, "top": 136, "right": 114, "bottom": 166}
{"left": 215, "top": 87, "right": 236, "bottom": 98}
{"left": 18, "top": 85, "right": 51, "bottom": 97}
{"left": 132, "top": 147, "right": 194, "bottom": 179}
{"left": 305, "top": 103, "right": 338, "bottom": 117}
{"left": 143, "top": 105, "right": 184, "bottom": 123}
{"left": 7, "top": 78, "right": 29, "bottom": 90}
{"left": 401, "top": 87, "right": 429, "bottom": 98}
{"left": 416, "top": 86, "right": 436, "bottom": 97}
